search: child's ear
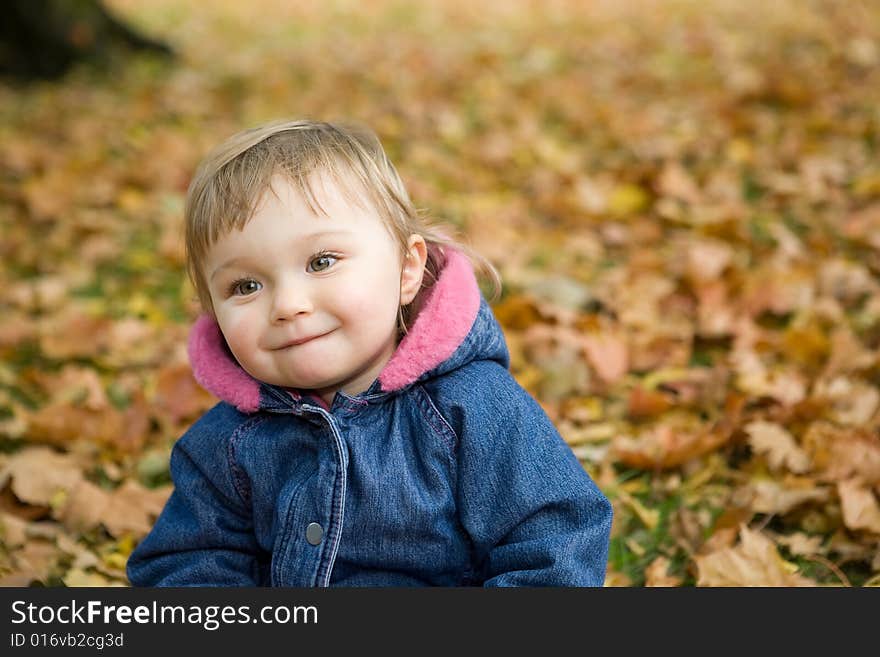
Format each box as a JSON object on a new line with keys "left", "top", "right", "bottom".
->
{"left": 400, "top": 234, "right": 428, "bottom": 305}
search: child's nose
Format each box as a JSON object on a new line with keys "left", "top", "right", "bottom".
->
{"left": 270, "top": 281, "right": 313, "bottom": 322}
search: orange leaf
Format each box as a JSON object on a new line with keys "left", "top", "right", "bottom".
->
{"left": 582, "top": 332, "right": 629, "bottom": 384}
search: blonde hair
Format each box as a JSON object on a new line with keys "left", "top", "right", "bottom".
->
{"left": 184, "top": 119, "right": 500, "bottom": 333}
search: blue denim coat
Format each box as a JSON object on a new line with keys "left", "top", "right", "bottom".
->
{"left": 127, "top": 251, "right": 612, "bottom": 587}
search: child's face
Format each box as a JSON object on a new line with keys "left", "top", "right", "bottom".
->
{"left": 204, "top": 173, "right": 421, "bottom": 404}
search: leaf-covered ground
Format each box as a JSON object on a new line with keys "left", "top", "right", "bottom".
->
{"left": 1, "top": 0, "right": 879, "bottom": 587}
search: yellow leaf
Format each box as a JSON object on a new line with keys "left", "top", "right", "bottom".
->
{"left": 64, "top": 568, "right": 112, "bottom": 587}
{"left": 726, "top": 138, "right": 754, "bottom": 164}
{"left": 101, "top": 552, "right": 129, "bottom": 571}
{"left": 614, "top": 488, "right": 660, "bottom": 530}
{"left": 607, "top": 184, "right": 650, "bottom": 216}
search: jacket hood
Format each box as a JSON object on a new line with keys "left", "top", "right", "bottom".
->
{"left": 187, "top": 249, "right": 510, "bottom": 412}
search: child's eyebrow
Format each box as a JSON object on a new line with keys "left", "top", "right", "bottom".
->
{"left": 210, "top": 257, "right": 250, "bottom": 280}
{"left": 301, "top": 229, "right": 355, "bottom": 241}
{"left": 209, "top": 230, "right": 355, "bottom": 280}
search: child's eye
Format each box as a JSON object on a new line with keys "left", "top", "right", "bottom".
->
{"left": 229, "top": 278, "right": 262, "bottom": 296}
{"left": 308, "top": 253, "right": 338, "bottom": 272}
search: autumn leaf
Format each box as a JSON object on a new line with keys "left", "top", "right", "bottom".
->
{"left": 837, "top": 479, "right": 880, "bottom": 535}
{"left": 644, "top": 556, "right": 684, "bottom": 587}
{"left": 2, "top": 0, "right": 880, "bottom": 587}
{"left": 0, "top": 447, "right": 85, "bottom": 508}
{"left": 695, "top": 526, "right": 818, "bottom": 587}
{"left": 744, "top": 421, "right": 811, "bottom": 474}
{"left": 582, "top": 331, "right": 629, "bottom": 384}
{"left": 743, "top": 477, "right": 830, "bottom": 515}
{"left": 612, "top": 414, "right": 731, "bottom": 470}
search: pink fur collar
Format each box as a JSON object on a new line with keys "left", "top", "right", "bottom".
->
{"left": 188, "top": 249, "right": 481, "bottom": 412}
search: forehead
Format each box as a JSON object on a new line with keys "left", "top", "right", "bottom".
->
{"left": 263, "top": 170, "right": 374, "bottom": 220}
{"left": 205, "top": 172, "right": 396, "bottom": 262}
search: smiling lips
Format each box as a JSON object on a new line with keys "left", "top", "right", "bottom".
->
{"left": 273, "top": 331, "right": 333, "bottom": 350}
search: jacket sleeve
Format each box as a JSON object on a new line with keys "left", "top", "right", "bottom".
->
{"left": 447, "top": 364, "right": 613, "bottom": 587}
{"left": 126, "top": 412, "right": 265, "bottom": 586}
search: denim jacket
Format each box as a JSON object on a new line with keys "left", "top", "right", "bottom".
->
{"left": 126, "top": 250, "right": 612, "bottom": 587}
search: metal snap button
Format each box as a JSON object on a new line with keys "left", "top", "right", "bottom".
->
{"left": 306, "top": 522, "right": 324, "bottom": 545}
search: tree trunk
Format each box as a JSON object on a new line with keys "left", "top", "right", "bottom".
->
{"left": 0, "top": 0, "right": 173, "bottom": 81}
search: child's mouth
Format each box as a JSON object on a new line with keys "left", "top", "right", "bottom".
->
{"left": 274, "top": 330, "right": 334, "bottom": 349}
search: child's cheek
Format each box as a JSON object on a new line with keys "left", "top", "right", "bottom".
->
{"left": 342, "top": 287, "right": 397, "bottom": 331}
{"left": 219, "top": 310, "right": 257, "bottom": 354}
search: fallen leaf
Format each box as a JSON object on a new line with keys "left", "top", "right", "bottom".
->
{"left": 613, "top": 415, "right": 730, "bottom": 470}
{"left": 0, "top": 446, "right": 84, "bottom": 507}
{"left": 686, "top": 239, "right": 733, "bottom": 284}
{"left": 744, "top": 477, "right": 830, "bottom": 515}
{"left": 838, "top": 479, "right": 880, "bottom": 534}
{"left": 64, "top": 568, "right": 114, "bottom": 587}
{"left": 733, "top": 351, "right": 807, "bottom": 406}
{"left": 153, "top": 363, "right": 217, "bottom": 426}
{"left": 812, "top": 377, "right": 880, "bottom": 427}
{"left": 695, "top": 525, "right": 817, "bottom": 586}
{"left": 58, "top": 478, "right": 172, "bottom": 539}
{"left": 745, "top": 421, "right": 811, "bottom": 474}
{"left": 39, "top": 307, "right": 114, "bottom": 360}
{"left": 771, "top": 531, "right": 825, "bottom": 557}
{"left": 582, "top": 331, "right": 629, "bottom": 384}
{"left": 804, "top": 422, "right": 880, "bottom": 485}
{"left": 645, "top": 555, "right": 684, "bottom": 587}
{"left": 0, "top": 511, "right": 29, "bottom": 547}
{"left": 100, "top": 480, "right": 172, "bottom": 539}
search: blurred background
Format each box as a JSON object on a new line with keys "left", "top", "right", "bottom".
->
{"left": 1, "top": 0, "right": 879, "bottom": 587}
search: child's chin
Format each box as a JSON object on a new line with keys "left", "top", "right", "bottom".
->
{"left": 277, "top": 372, "right": 340, "bottom": 392}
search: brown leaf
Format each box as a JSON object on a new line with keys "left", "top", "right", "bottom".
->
{"left": 492, "top": 295, "right": 543, "bottom": 331}
{"left": 100, "top": 480, "right": 172, "bottom": 539}
{"left": 102, "top": 317, "right": 165, "bottom": 368}
{"left": 55, "top": 479, "right": 110, "bottom": 534}
{"left": 2, "top": 540, "right": 59, "bottom": 586}
{"left": 645, "top": 555, "right": 684, "bottom": 587}
{"left": 626, "top": 386, "right": 673, "bottom": 420}
{"left": 612, "top": 415, "right": 731, "bottom": 470}
{"left": 842, "top": 203, "right": 880, "bottom": 250}
{"left": 658, "top": 162, "right": 702, "bottom": 204}
{"left": 686, "top": 239, "right": 732, "bottom": 284}
{"left": 31, "top": 365, "right": 109, "bottom": 410}
{"left": 838, "top": 479, "right": 880, "bottom": 534}
{"left": 0, "top": 511, "right": 29, "bottom": 547}
{"left": 39, "top": 308, "right": 114, "bottom": 360}
{"left": 733, "top": 350, "right": 807, "bottom": 406}
{"left": 25, "top": 402, "right": 125, "bottom": 448}
{"left": 743, "top": 477, "right": 830, "bottom": 515}
{"left": 771, "top": 531, "right": 825, "bottom": 557}
{"left": 804, "top": 422, "right": 880, "bottom": 485}
{"left": 0, "top": 446, "right": 84, "bottom": 507}
{"left": 695, "top": 525, "right": 817, "bottom": 586}
{"left": 57, "top": 478, "right": 171, "bottom": 539}
{"left": 695, "top": 281, "right": 736, "bottom": 337}
{"left": 153, "top": 363, "right": 218, "bottom": 426}
{"left": 0, "top": 311, "right": 37, "bottom": 349}
{"left": 821, "top": 326, "right": 877, "bottom": 379}
{"left": 812, "top": 377, "right": 880, "bottom": 427}
{"left": 744, "top": 421, "right": 811, "bottom": 474}
{"left": 582, "top": 331, "right": 629, "bottom": 384}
